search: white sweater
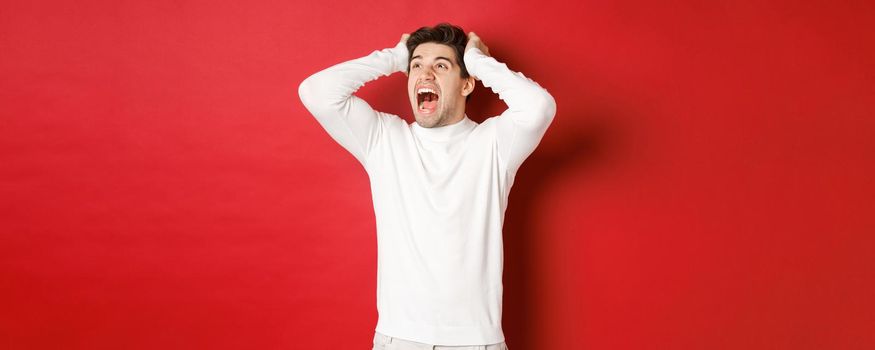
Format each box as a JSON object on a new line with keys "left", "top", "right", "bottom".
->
{"left": 298, "top": 40, "right": 556, "bottom": 346}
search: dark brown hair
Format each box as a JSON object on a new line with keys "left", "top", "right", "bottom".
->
{"left": 406, "top": 23, "right": 472, "bottom": 101}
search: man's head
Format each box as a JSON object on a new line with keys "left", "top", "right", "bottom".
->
{"left": 405, "top": 23, "right": 475, "bottom": 128}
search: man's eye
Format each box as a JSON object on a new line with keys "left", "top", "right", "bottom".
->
{"left": 412, "top": 63, "right": 420, "bottom": 69}
{"left": 438, "top": 63, "right": 447, "bottom": 69}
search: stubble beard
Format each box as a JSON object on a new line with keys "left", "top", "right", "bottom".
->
{"left": 414, "top": 103, "right": 448, "bottom": 128}
{"left": 416, "top": 113, "right": 443, "bottom": 128}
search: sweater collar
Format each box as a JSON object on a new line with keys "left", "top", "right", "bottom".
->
{"left": 410, "top": 115, "right": 475, "bottom": 141}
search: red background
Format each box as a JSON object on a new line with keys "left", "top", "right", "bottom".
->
{"left": 2, "top": 1, "right": 873, "bottom": 349}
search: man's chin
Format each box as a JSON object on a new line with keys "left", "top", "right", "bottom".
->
{"left": 414, "top": 114, "right": 441, "bottom": 128}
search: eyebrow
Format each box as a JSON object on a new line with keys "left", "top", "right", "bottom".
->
{"left": 411, "top": 55, "right": 454, "bottom": 64}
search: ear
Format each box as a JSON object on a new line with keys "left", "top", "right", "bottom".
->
{"left": 462, "top": 76, "right": 475, "bottom": 97}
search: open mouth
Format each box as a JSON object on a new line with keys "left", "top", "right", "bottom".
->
{"left": 416, "top": 87, "right": 440, "bottom": 114}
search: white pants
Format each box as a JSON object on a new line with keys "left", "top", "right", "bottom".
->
{"left": 372, "top": 332, "right": 508, "bottom": 350}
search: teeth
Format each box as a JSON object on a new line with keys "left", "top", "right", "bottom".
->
{"left": 416, "top": 87, "right": 437, "bottom": 95}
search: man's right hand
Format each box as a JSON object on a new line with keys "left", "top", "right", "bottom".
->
{"left": 398, "top": 33, "right": 410, "bottom": 76}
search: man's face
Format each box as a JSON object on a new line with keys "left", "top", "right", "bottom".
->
{"left": 407, "top": 43, "right": 473, "bottom": 128}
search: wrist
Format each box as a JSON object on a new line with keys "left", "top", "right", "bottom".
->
{"left": 389, "top": 41, "right": 409, "bottom": 73}
{"left": 464, "top": 47, "right": 484, "bottom": 76}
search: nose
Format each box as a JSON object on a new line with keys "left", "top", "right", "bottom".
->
{"left": 420, "top": 67, "right": 435, "bottom": 79}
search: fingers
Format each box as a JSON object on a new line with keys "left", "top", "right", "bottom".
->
{"left": 464, "top": 32, "right": 478, "bottom": 52}
{"left": 400, "top": 33, "right": 410, "bottom": 45}
{"left": 466, "top": 31, "right": 489, "bottom": 57}
{"left": 467, "top": 32, "right": 483, "bottom": 44}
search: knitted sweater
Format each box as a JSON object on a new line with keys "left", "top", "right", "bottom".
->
{"left": 298, "top": 39, "right": 556, "bottom": 346}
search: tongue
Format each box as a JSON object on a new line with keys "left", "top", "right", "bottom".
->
{"left": 422, "top": 100, "right": 438, "bottom": 113}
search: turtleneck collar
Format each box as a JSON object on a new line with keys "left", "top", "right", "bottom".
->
{"left": 410, "top": 114, "right": 475, "bottom": 141}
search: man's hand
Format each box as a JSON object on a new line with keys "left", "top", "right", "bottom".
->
{"left": 399, "top": 33, "right": 410, "bottom": 76}
{"left": 465, "top": 32, "right": 490, "bottom": 57}
{"left": 465, "top": 32, "right": 490, "bottom": 81}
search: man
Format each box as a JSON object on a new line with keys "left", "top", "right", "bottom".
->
{"left": 298, "top": 23, "right": 556, "bottom": 350}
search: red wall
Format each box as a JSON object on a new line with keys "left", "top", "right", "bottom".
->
{"left": 2, "top": 1, "right": 873, "bottom": 349}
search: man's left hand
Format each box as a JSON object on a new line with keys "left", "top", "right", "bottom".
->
{"left": 465, "top": 32, "right": 490, "bottom": 57}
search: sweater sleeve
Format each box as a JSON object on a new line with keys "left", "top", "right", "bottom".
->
{"left": 464, "top": 48, "right": 557, "bottom": 176}
{"left": 297, "top": 40, "right": 409, "bottom": 168}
